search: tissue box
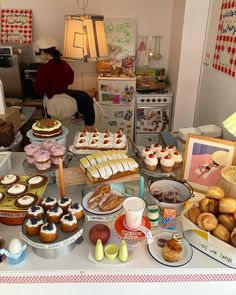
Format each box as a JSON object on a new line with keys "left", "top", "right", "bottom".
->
{"left": 197, "top": 124, "right": 222, "bottom": 138}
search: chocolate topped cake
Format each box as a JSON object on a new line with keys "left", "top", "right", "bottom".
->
{"left": 0, "top": 119, "right": 15, "bottom": 147}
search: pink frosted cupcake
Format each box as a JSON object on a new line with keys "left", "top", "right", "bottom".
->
{"left": 172, "top": 151, "right": 183, "bottom": 168}
{"left": 141, "top": 147, "right": 153, "bottom": 159}
{"left": 150, "top": 143, "right": 162, "bottom": 154}
{"left": 42, "top": 139, "right": 57, "bottom": 151}
{"left": 160, "top": 154, "right": 175, "bottom": 173}
{"left": 50, "top": 144, "right": 66, "bottom": 166}
{"left": 166, "top": 145, "right": 177, "bottom": 155}
{"left": 144, "top": 153, "right": 158, "bottom": 171}
{"left": 156, "top": 148, "right": 168, "bottom": 160}
{"left": 24, "top": 143, "right": 41, "bottom": 165}
{"left": 34, "top": 149, "right": 51, "bottom": 171}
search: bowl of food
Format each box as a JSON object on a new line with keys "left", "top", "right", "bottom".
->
{"left": 149, "top": 178, "right": 193, "bottom": 215}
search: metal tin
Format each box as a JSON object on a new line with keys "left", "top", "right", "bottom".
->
{"left": 21, "top": 218, "right": 84, "bottom": 259}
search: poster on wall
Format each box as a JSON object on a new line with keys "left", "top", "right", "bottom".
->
{"left": 213, "top": 0, "right": 236, "bottom": 77}
{"left": 1, "top": 9, "right": 32, "bottom": 43}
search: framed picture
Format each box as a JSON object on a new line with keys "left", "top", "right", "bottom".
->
{"left": 182, "top": 134, "right": 236, "bottom": 193}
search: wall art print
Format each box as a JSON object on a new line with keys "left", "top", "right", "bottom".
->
{"left": 213, "top": 0, "right": 236, "bottom": 77}
{"left": 1, "top": 9, "right": 32, "bottom": 43}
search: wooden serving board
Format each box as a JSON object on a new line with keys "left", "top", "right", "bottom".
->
{"left": 55, "top": 166, "right": 140, "bottom": 187}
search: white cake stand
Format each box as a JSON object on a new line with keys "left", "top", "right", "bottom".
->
{"left": 26, "top": 126, "right": 68, "bottom": 145}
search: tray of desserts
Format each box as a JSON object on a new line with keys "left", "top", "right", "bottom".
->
{"left": 0, "top": 174, "right": 49, "bottom": 225}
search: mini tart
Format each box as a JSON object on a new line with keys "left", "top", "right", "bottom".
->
{"left": 41, "top": 196, "right": 57, "bottom": 211}
{"left": 6, "top": 183, "right": 28, "bottom": 197}
{"left": 39, "top": 222, "right": 58, "bottom": 243}
{"left": 15, "top": 193, "right": 38, "bottom": 209}
{"left": 26, "top": 175, "right": 48, "bottom": 188}
{"left": 60, "top": 213, "right": 78, "bottom": 232}
{"left": 0, "top": 192, "right": 5, "bottom": 203}
{"left": 26, "top": 217, "right": 43, "bottom": 236}
{"left": 0, "top": 174, "right": 20, "bottom": 187}
{"left": 57, "top": 197, "right": 72, "bottom": 213}
{"left": 27, "top": 204, "right": 44, "bottom": 219}
{"left": 46, "top": 205, "right": 63, "bottom": 223}
{"left": 68, "top": 202, "right": 84, "bottom": 220}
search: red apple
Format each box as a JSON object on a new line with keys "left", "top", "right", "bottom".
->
{"left": 89, "top": 224, "right": 111, "bottom": 245}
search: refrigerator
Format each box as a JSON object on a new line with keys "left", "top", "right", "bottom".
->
{"left": 98, "top": 77, "right": 136, "bottom": 140}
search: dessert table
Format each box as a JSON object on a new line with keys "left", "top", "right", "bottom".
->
{"left": 0, "top": 153, "right": 236, "bottom": 295}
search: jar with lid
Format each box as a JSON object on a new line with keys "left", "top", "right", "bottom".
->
{"left": 146, "top": 204, "right": 159, "bottom": 227}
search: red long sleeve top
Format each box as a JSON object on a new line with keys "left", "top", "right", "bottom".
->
{"left": 33, "top": 59, "right": 74, "bottom": 99}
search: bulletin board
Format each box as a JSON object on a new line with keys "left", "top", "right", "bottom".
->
{"left": 1, "top": 9, "right": 32, "bottom": 43}
{"left": 104, "top": 18, "right": 136, "bottom": 59}
{"left": 213, "top": 0, "right": 236, "bottom": 77}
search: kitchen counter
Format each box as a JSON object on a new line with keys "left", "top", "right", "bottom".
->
{"left": 0, "top": 153, "right": 236, "bottom": 295}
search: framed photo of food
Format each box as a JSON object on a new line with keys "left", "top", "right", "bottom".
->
{"left": 182, "top": 134, "right": 236, "bottom": 193}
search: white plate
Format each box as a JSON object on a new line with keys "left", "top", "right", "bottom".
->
{"left": 147, "top": 231, "right": 193, "bottom": 267}
{"left": 82, "top": 190, "right": 125, "bottom": 215}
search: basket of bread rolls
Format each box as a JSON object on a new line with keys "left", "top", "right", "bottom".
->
{"left": 181, "top": 185, "right": 236, "bottom": 268}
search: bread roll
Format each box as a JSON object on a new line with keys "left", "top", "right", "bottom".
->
{"left": 188, "top": 207, "right": 202, "bottom": 224}
{"left": 231, "top": 227, "right": 236, "bottom": 248}
{"left": 212, "top": 224, "right": 231, "bottom": 243}
{"left": 162, "top": 239, "right": 183, "bottom": 262}
{"left": 206, "top": 186, "right": 224, "bottom": 200}
{"left": 219, "top": 198, "right": 236, "bottom": 214}
{"left": 199, "top": 197, "right": 218, "bottom": 214}
{"left": 197, "top": 212, "right": 218, "bottom": 232}
{"left": 218, "top": 214, "right": 236, "bottom": 231}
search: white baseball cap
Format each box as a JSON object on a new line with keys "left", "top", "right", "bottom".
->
{"left": 36, "top": 37, "right": 58, "bottom": 49}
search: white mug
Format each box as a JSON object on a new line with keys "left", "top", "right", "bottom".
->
{"left": 123, "top": 197, "right": 146, "bottom": 230}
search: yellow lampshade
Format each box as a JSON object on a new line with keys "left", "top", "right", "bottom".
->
{"left": 223, "top": 112, "right": 236, "bottom": 137}
{"left": 63, "top": 15, "right": 108, "bottom": 60}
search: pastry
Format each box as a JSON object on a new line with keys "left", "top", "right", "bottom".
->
{"left": 88, "top": 184, "right": 111, "bottom": 209}
{"left": 42, "top": 139, "right": 57, "bottom": 151}
{"left": 160, "top": 155, "right": 175, "bottom": 173}
{"left": 230, "top": 227, "right": 236, "bottom": 248}
{"left": 144, "top": 153, "right": 158, "bottom": 171}
{"left": 155, "top": 148, "right": 168, "bottom": 160}
{"left": 141, "top": 147, "right": 153, "bottom": 159}
{"left": 165, "top": 145, "right": 177, "bottom": 154}
{"left": 34, "top": 149, "right": 51, "bottom": 171}
{"left": 68, "top": 202, "right": 84, "bottom": 220}
{"left": 187, "top": 207, "right": 202, "bottom": 224}
{"left": 50, "top": 144, "right": 66, "bottom": 166}
{"left": 199, "top": 197, "right": 218, "bottom": 214}
{"left": 47, "top": 205, "right": 63, "bottom": 223}
{"left": 32, "top": 119, "right": 62, "bottom": 138}
{"left": 234, "top": 212, "right": 236, "bottom": 221}
{"left": 150, "top": 143, "right": 162, "bottom": 154}
{"left": 27, "top": 205, "right": 44, "bottom": 219}
{"left": 218, "top": 214, "right": 236, "bottom": 231}
{"left": 41, "top": 196, "right": 57, "bottom": 211}
{"left": 60, "top": 214, "right": 78, "bottom": 232}
{"left": 212, "top": 224, "right": 231, "bottom": 243}
{"left": 197, "top": 212, "right": 218, "bottom": 231}
{"left": 206, "top": 186, "right": 225, "bottom": 200}
{"left": 219, "top": 198, "right": 236, "bottom": 213}
{"left": 0, "top": 174, "right": 19, "bottom": 187}
{"left": 98, "top": 193, "right": 125, "bottom": 212}
{"left": 24, "top": 144, "right": 41, "bottom": 165}
{"left": 57, "top": 197, "right": 72, "bottom": 213}
{"left": 162, "top": 239, "right": 183, "bottom": 262}
{"left": 0, "top": 119, "right": 15, "bottom": 147}
{"left": 15, "top": 193, "right": 38, "bottom": 209}
{"left": 25, "top": 217, "right": 43, "bottom": 236}
{"left": 39, "top": 222, "right": 58, "bottom": 243}
{"left": 172, "top": 151, "right": 183, "bottom": 168}
{"left": 26, "top": 175, "right": 48, "bottom": 188}
{"left": 6, "top": 183, "right": 28, "bottom": 197}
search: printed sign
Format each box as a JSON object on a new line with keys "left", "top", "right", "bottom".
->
{"left": 1, "top": 9, "right": 32, "bottom": 43}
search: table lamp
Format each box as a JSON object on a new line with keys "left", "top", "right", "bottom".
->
{"left": 223, "top": 112, "right": 236, "bottom": 137}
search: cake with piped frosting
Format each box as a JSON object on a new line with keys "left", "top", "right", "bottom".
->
{"left": 32, "top": 119, "right": 62, "bottom": 138}
{"left": 60, "top": 213, "right": 78, "bottom": 232}
{"left": 47, "top": 205, "right": 63, "bottom": 223}
{"left": 26, "top": 217, "right": 43, "bottom": 236}
{"left": 39, "top": 222, "right": 58, "bottom": 243}
{"left": 27, "top": 205, "right": 44, "bottom": 219}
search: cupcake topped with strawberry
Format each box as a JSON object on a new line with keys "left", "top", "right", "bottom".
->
{"left": 166, "top": 145, "right": 177, "bottom": 155}
{"left": 144, "top": 153, "right": 158, "bottom": 171}
{"left": 160, "top": 154, "right": 175, "bottom": 173}
{"left": 141, "top": 147, "right": 153, "bottom": 159}
{"left": 150, "top": 143, "right": 162, "bottom": 154}
{"left": 156, "top": 148, "right": 168, "bottom": 160}
{"left": 172, "top": 151, "right": 183, "bottom": 168}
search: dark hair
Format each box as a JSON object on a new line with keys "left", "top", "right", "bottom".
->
{"left": 41, "top": 47, "right": 61, "bottom": 63}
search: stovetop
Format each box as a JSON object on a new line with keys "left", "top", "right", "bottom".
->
{"left": 136, "top": 87, "right": 173, "bottom": 104}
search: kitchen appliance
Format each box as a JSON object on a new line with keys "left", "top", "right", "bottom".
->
{"left": 0, "top": 44, "right": 33, "bottom": 98}
{"left": 98, "top": 77, "right": 136, "bottom": 140}
{"left": 135, "top": 87, "right": 173, "bottom": 146}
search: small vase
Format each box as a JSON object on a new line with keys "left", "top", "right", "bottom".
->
{"left": 95, "top": 239, "right": 104, "bottom": 261}
{"left": 118, "top": 239, "right": 128, "bottom": 262}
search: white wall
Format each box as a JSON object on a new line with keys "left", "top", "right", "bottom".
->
{"left": 194, "top": 0, "right": 236, "bottom": 141}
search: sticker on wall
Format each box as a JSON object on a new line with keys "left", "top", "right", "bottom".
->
{"left": 114, "top": 111, "right": 124, "bottom": 118}
{"left": 102, "top": 93, "right": 113, "bottom": 102}
{"left": 213, "top": 0, "right": 236, "bottom": 77}
{"left": 108, "top": 121, "right": 117, "bottom": 126}
{"left": 124, "top": 109, "right": 133, "bottom": 121}
{"left": 112, "top": 94, "right": 120, "bottom": 104}
{"left": 1, "top": 9, "right": 32, "bottom": 43}
{"left": 100, "top": 84, "right": 107, "bottom": 91}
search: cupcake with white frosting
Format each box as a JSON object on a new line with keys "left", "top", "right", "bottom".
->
{"left": 160, "top": 155, "right": 175, "bottom": 173}
{"left": 144, "top": 153, "right": 158, "bottom": 171}
{"left": 172, "top": 151, "right": 183, "bottom": 169}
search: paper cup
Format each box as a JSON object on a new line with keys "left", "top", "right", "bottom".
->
{"left": 123, "top": 197, "right": 146, "bottom": 230}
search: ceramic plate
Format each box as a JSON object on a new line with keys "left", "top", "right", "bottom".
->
{"left": 147, "top": 231, "right": 193, "bottom": 267}
{"left": 82, "top": 190, "right": 125, "bottom": 215}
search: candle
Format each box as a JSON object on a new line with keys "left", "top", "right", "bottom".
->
{"left": 139, "top": 175, "right": 144, "bottom": 200}
{"left": 0, "top": 80, "right": 6, "bottom": 115}
{"left": 58, "top": 157, "right": 66, "bottom": 197}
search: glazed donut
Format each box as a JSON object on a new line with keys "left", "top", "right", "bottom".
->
{"left": 197, "top": 212, "right": 218, "bottom": 232}
{"left": 231, "top": 227, "right": 236, "bottom": 248}
{"left": 218, "top": 214, "right": 236, "bottom": 231}
{"left": 206, "top": 186, "right": 224, "bottom": 200}
{"left": 212, "top": 224, "right": 231, "bottom": 243}
{"left": 219, "top": 198, "right": 236, "bottom": 214}
{"left": 188, "top": 207, "right": 202, "bottom": 224}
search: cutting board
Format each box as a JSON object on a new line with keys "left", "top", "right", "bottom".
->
{"left": 55, "top": 166, "right": 140, "bottom": 187}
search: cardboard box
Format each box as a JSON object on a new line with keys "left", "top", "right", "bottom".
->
{"left": 0, "top": 107, "right": 21, "bottom": 131}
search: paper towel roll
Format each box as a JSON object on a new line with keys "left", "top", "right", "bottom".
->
{"left": 0, "top": 80, "right": 6, "bottom": 115}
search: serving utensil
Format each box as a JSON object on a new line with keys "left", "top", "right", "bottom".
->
{"left": 152, "top": 36, "right": 162, "bottom": 60}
